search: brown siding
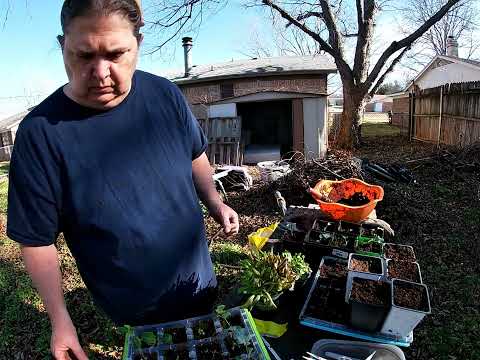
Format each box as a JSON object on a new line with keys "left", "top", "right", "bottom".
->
{"left": 178, "top": 74, "right": 327, "bottom": 104}
{"left": 292, "top": 99, "right": 304, "bottom": 152}
{"left": 392, "top": 97, "right": 410, "bottom": 131}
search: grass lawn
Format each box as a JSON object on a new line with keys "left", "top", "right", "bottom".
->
{"left": 1, "top": 137, "right": 479, "bottom": 359}
{"left": 362, "top": 122, "right": 401, "bottom": 137}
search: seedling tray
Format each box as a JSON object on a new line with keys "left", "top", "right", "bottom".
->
{"left": 122, "top": 307, "right": 270, "bottom": 360}
{"left": 299, "top": 257, "right": 413, "bottom": 347}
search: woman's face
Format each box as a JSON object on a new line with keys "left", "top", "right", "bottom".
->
{"left": 62, "top": 13, "right": 141, "bottom": 110}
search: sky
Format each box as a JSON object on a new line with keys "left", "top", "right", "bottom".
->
{"left": 0, "top": 1, "right": 270, "bottom": 118}
{"left": 1, "top": 0, "right": 476, "bottom": 119}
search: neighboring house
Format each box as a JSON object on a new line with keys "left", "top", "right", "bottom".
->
{"left": 364, "top": 95, "right": 393, "bottom": 113}
{"left": 167, "top": 38, "right": 337, "bottom": 161}
{"left": 392, "top": 37, "right": 480, "bottom": 133}
{"left": 0, "top": 110, "right": 29, "bottom": 161}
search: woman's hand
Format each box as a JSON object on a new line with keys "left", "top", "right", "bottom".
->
{"left": 51, "top": 314, "right": 88, "bottom": 360}
{"left": 210, "top": 203, "right": 239, "bottom": 235}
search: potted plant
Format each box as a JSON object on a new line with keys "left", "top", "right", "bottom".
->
{"left": 346, "top": 276, "right": 391, "bottom": 332}
{"left": 355, "top": 237, "right": 384, "bottom": 257}
{"left": 239, "top": 249, "right": 311, "bottom": 311}
{"left": 381, "top": 279, "right": 431, "bottom": 338}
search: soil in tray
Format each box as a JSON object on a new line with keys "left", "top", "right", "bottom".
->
{"left": 225, "top": 332, "right": 250, "bottom": 357}
{"left": 337, "top": 192, "right": 370, "bottom": 206}
{"left": 287, "top": 214, "right": 316, "bottom": 232}
{"left": 195, "top": 341, "right": 224, "bottom": 360}
{"left": 350, "top": 279, "right": 390, "bottom": 306}
{"left": 357, "top": 241, "right": 382, "bottom": 254}
{"left": 387, "top": 260, "right": 421, "bottom": 282}
{"left": 134, "top": 353, "right": 158, "bottom": 360}
{"left": 308, "top": 230, "right": 333, "bottom": 245}
{"left": 281, "top": 230, "right": 306, "bottom": 243}
{"left": 219, "top": 313, "right": 244, "bottom": 329}
{"left": 192, "top": 319, "right": 217, "bottom": 340}
{"left": 320, "top": 259, "right": 348, "bottom": 279}
{"left": 162, "top": 347, "right": 190, "bottom": 360}
{"left": 305, "top": 285, "right": 348, "bottom": 324}
{"left": 163, "top": 327, "right": 187, "bottom": 344}
{"left": 350, "top": 256, "right": 382, "bottom": 274}
{"left": 394, "top": 282, "right": 429, "bottom": 311}
{"left": 383, "top": 244, "right": 415, "bottom": 261}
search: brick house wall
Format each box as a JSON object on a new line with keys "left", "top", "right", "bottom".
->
{"left": 178, "top": 74, "right": 328, "bottom": 105}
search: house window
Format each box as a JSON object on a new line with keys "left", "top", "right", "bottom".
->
{"left": 220, "top": 83, "right": 234, "bottom": 99}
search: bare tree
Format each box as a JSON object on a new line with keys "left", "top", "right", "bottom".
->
{"left": 403, "top": 0, "right": 479, "bottom": 64}
{"left": 148, "top": 0, "right": 463, "bottom": 148}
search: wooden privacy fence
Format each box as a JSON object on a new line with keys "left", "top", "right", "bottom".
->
{"left": 411, "top": 81, "right": 480, "bottom": 147}
{"left": 198, "top": 117, "right": 242, "bottom": 165}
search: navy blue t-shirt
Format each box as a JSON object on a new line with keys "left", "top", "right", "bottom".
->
{"left": 7, "top": 71, "right": 217, "bottom": 324}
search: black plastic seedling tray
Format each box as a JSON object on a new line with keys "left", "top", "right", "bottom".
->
{"left": 122, "top": 307, "right": 270, "bottom": 360}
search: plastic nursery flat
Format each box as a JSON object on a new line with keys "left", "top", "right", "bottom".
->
{"left": 122, "top": 307, "right": 271, "bottom": 360}
{"left": 299, "top": 257, "right": 413, "bottom": 347}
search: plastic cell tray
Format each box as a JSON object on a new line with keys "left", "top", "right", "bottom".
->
{"left": 122, "top": 307, "right": 270, "bottom": 360}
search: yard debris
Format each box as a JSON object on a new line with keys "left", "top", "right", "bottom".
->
{"left": 216, "top": 166, "right": 254, "bottom": 191}
{"left": 362, "top": 159, "right": 416, "bottom": 184}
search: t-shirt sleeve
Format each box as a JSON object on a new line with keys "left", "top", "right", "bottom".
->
{"left": 7, "top": 120, "right": 62, "bottom": 246}
{"left": 171, "top": 84, "right": 208, "bottom": 160}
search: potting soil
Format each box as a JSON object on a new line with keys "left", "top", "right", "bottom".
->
{"left": 351, "top": 279, "right": 390, "bottom": 306}
{"left": 387, "top": 261, "right": 421, "bottom": 283}
{"left": 394, "top": 283, "right": 429, "bottom": 312}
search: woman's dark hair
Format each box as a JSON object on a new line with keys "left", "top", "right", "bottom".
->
{"left": 60, "top": 0, "right": 142, "bottom": 37}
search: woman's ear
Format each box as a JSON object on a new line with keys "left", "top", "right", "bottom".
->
{"left": 57, "top": 35, "right": 65, "bottom": 50}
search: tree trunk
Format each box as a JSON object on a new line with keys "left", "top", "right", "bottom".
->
{"left": 335, "top": 86, "right": 366, "bottom": 149}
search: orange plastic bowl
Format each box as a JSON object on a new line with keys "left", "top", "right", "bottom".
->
{"left": 309, "top": 178, "right": 384, "bottom": 223}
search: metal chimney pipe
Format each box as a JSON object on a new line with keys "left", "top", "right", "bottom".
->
{"left": 446, "top": 36, "right": 458, "bottom": 57}
{"left": 182, "top": 37, "right": 193, "bottom": 77}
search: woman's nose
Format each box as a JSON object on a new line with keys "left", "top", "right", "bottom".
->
{"left": 91, "top": 59, "right": 111, "bottom": 80}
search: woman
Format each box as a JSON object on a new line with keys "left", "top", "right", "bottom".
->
{"left": 7, "top": 1, "right": 239, "bottom": 359}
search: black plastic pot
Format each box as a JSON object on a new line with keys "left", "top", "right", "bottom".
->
{"left": 349, "top": 299, "right": 390, "bottom": 332}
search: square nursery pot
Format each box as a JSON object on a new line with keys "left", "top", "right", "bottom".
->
{"left": 359, "top": 223, "right": 386, "bottom": 241}
{"left": 305, "top": 219, "right": 355, "bottom": 260}
{"left": 345, "top": 253, "right": 385, "bottom": 303}
{"left": 383, "top": 243, "right": 416, "bottom": 262}
{"left": 381, "top": 279, "right": 431, "bottom": 338}
{"left": 386, "top": 259, "right": 423, "bottom": 284}
{"left": 346, "top": 276, "right": 391, "bottom": 332}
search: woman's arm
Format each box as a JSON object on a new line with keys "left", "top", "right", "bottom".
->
{"left": 192, "top": 153, "right": 239, "bottom": 234}
{"left": 21, "top": 245, "right": 88, "bottom": 360}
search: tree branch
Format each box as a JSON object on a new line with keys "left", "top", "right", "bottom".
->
{"left": 353, "top": 0, "right": 376, "bottom": 84}
{"left": 369, "top": 46, "right": 410, "bottom": 97}
{"left": 365, "top": 0, "right": 461, "bottom": 91}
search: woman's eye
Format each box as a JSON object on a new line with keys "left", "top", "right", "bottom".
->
{"left": 108, "top": 52, "right": 124, "bottom": 61}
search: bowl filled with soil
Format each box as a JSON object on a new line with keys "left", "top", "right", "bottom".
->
{"left": 309, "top": 178, "right": 384, "bottom": 222}
{"left": 381, "top": 279, "right": 431, "bottom": 338}
{"left": 386, "top": 260, "right": 422, "bottom": 283}
{"left": 383, "top": 243, "right": 416, "bottom": 262}
{"left": 346, "top": 277, "right": 391, "bottom": 332}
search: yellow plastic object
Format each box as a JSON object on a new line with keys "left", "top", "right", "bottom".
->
{"left": 248, "top": 223, "right": 279, "bottom": 250}
{"left": 309, "top": 178, "right": 384, "bottom": 223}
{"left": 253, "top": 318, "right": 288, "bottom": 338}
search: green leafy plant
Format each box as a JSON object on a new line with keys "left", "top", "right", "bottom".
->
{"left": 133, "top": 331, "right": 157, "bottom": 349}
{"left": 239, "top": 248, "right": 310, "bottom": 311}
{"left": 283, "top": 251, "right": 311, "bottom": 282}
{"left": 215, "top": 305, "right": 230, "bottom": 326}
